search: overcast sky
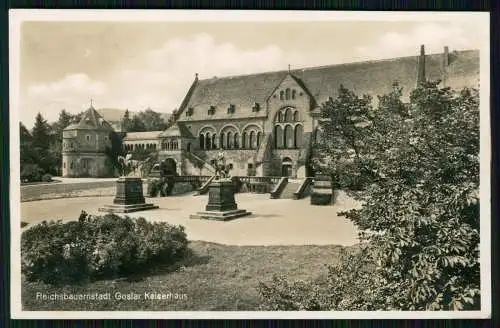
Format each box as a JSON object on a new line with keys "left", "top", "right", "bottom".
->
{"left": 16, "top": 17, "right": 487, "bottom": 127}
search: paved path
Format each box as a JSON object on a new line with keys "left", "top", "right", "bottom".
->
{"left": 20, "top": 192, "right": 360, "bottom": 246}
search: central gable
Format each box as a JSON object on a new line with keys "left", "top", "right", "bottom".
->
{"left": 267, "top": 73, "right": 315, "bottom": 111}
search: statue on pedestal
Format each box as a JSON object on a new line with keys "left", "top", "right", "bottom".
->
{"left": 214, "top": 152, "right": 231, "bottom": 180}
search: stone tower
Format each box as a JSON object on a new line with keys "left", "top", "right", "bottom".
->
{"left": 62, "top": 105, "right": 115, "bottom": 178}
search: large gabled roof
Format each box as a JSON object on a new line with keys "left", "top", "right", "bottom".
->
{"left": 64, "top": 106, "right": 115, "bottom": 132}
{"left": 176, "top": 49, "right": 479, "bottom": 122}
{"left": 159, "top": 121, "right": 195, "bottom": 139}
{"left": 123, "top": 131, "right": 163, "bottom": 141}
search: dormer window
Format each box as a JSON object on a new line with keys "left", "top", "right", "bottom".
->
{"left": 208, "top": 106, "right": 216, "bottom": 116}
{"left": 252, "top": 102, "right": 261, "bottom": 112}
{"left": 227, "top": 104, "right": 235, "bottom": 115}
{"left": 186, "top": 107, "right": 194, "bottom": 117}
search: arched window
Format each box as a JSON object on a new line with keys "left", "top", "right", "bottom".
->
{"left": 206, "top": 133, "right": 211, "bottom": 150}
{"left": 227, "top": 131, "right": 233, "bottom": 149}
{"left": 220, "top": 132, "right": 226, "bottom": 149}
{"left": 187, "top": 142, "right": 191, "bottom": 152}
{"left": 256, "top": 131, "right": 262, "bottom": 148}
{"left": 234, "top": 132, "right": 240, "bottom": 148}
{"left": 70, "top": 162, "right": 74, "bottom": 169}
{"left": 293, "top": 111, "right": 299, "bottom": 122}
{"left": 275, "top": 125, "right": 284, "bottom": 149}
{"left": 292, "top": 90, "right": 297, "bottom": 99}
{"left": 199, "top": 133, "right": 205, "bottom": 149}
{"left": 285, "top": 108, "right": 293, "bottom": 122}
{"left": 169, "top": 140, "right": 174, "bottom": 150}
{"left": 280, "top": 90, "right": 284, "bottom": 100}
{"left": 212, "top": 134, "right": 217, "bottom": 149}
{"left": 284, "top": 125, "right": 294, "bottom": 149}
{"left": 285, "top": 88, "right": 291, "bottom": 100}
{"left": 294, "top": 125, "right": 303, "bottom": 148}
{"left": 249, "top": 131, "right": 256, "bottom": 149}
{"left": 242, "top": 132, "right": 247, "bottom": 149}
{"left": 277, "top": 111, "right": 283, "bottom": 123}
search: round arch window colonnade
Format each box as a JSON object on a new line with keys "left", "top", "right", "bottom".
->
{"left": 198, "top": 127, "right": 263, "bottom": 150}
{"left": 274, "top": 107, "right": 303, "bottom": 149}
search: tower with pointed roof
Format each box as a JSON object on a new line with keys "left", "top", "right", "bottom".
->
{"left": 62, "top": 104, "right": 116, "bottom": 177}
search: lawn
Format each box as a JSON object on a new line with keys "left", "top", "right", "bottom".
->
{"left": 22, "top": 240, "right": 347, "bottom": 311}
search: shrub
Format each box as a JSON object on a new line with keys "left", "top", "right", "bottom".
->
{"left": 147, "top": 179, "right": 160, "bottom": 197}
{"left": 41, "top": 173, "right": 52, "bottom": 182}
{"left": 21, "top": 213, "right": 188, "bottom": 284}
{"left": 20, "top": 164, "right": 44, "bottom": 182}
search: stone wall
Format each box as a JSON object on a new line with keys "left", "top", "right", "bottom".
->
{"left": 62, "top": 153, "right": 113, "bottom": 178}
{"left": 21, "top": 180, "right": 119, "bottom": 202}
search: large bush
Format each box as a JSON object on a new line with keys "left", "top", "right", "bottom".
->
{"left": 21, "top": 213, "right": 188, "bottom": 284}
{"left": 20, "top": 164, "right": 44, "bottom": 183}
{"left": 261, "top": 81, "right": 480, "bottom": 311}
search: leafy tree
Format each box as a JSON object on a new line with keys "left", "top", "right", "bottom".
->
{"left": 20, "top": 122, "right": 35, "bottom": 165}
{"left": 51, "top": 109, "right": 73, "bottom": 136}
{"left": 260, "top": 81, "right": 480, "bottom": 311}
{"left": 30, "top": 113, "right": 57, "bottom": 174}
{"left": 49, "top": 110, "right": 74, "bottom": 175}
{"left": 31, "top": 113, "right": 52, "bottom": 150}
{"left": 311, "top": 85, "right": 376, "bottom": 189}
{"left": 121, "top": 109, "right": 132, "bottom": 132}
{"left": 342, "top": 81, "right": 480, "bottom": 310}
{"left": 128, "top": 115, "right": 147, "bottom": 132}
{"left": 104, "top": 132, "right": 124, "bottom": 176}
{"left": 137, "top": 108, "right": 168, "bottom": 131}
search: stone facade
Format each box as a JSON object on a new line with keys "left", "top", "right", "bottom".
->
{"left": 66, "top": 46, "right": 480, "bottom": 178}
{"left": 62, "top": 106, "right": 115, "bottom": 178}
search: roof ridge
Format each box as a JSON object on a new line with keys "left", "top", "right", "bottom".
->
{"left": 196, "top": 49, "right": 479, "bottom": 82}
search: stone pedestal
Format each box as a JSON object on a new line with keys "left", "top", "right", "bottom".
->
{"left": 99, "top": 177, "right": 159, "bottom": 213}
{"left": 310, "top": 174, "right": 333, "bottom": 205}
{"left": 190, "top": 180, "right": 251, "bottom": 221}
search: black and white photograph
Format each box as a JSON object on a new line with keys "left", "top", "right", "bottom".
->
{"left": 9, "top": 10, "right": 490, "bottom": 319}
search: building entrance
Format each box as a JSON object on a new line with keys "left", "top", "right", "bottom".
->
{"left": 281, "top": 157, "right": 293, "bottom": 177}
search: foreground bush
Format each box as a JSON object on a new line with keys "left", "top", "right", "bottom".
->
{"left": 20, "top": 164, "right": 44, "bottom": 183}
{"left": 21, "top": 212, "right": 188, "bottom": 284}
{"left": 264, "top": 81, "right": 480, "bottom": 311}
{"left": 41, "top": 173, "right": 52, "bottom": 182}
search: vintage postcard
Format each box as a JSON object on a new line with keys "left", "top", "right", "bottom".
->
{"left": 9, "top": 10, "right": 490, "bottom": 319}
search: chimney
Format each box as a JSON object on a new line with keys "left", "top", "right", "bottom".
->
{"left": 195, "top": 73, "right": 199, "bottom": 81}
{"left": 443, "top": 46, "right": 449, "bottom": 67}
{"left": 417, "top": 44, "right": 426, "bottom": 85}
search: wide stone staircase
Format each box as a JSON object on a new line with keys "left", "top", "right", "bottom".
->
{"left": 278, "top": 180, "right": 303, "bottom": 199}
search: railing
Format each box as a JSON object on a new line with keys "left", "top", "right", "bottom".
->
{"left": 293, "top": 177, "right": 313, "bottom": 200}
{"left": 235, "top": 176, "right": 282, "bottom": 185}
{"left": 174, "top": 175, "right": 212, "bottom": 183}
{"left": 184, "top": 151, "right": 216, "bottom": 173}
{"left": 270, "top": 177, "right": 288, "bottom": 199}
{"left": 195, "top": 175, "right": 216, "bottom": 195}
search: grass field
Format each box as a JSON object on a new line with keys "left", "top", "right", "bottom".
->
{"left": 22, "top": 240, "right": 347, "bottom": 311}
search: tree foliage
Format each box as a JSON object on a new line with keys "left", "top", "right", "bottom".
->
{"left": 260, "top": 81, "right": 480, "bottom": 311}
{"left": 120, "top": 108, "right": 169, "bottom": 132}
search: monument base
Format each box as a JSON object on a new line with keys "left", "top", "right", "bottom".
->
{"left": 99, "top": 203, "right": 159, "bottom": 213}
{"left": 190, "top": 209, "right": 252, "bottom": 221}
{"left": 99, "top": 176, "right": 158, "bottom": 213}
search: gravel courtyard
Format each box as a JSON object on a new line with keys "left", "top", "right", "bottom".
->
{"left": 20, "top": 192, "right": 360, "bottom": 246}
